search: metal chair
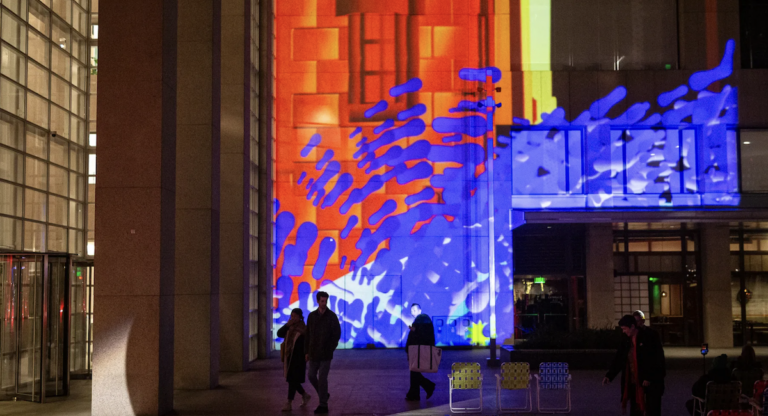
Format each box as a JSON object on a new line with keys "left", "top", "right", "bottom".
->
{"left": 534, "top": 362, "right": 571, "bottom": 413}
{"left": 448, "top": 362, "right": 483, "bottom": 413}
{"left": 496, "top": 362, "right": 532, "bottom": 413}
{"left": 693, "top": 381, "right": 741, "bottom": 416}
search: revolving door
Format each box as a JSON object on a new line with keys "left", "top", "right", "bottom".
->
{"left": 0, "top": 254, "right": 69, "bottom": 402}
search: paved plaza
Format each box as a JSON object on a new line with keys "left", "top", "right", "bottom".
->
{"left": 1, "top": 347, "right": 763, "bottom": 416}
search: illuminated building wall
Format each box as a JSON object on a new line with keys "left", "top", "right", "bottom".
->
{"left": 273, "top": 0, "right": 740, "bottom": 348}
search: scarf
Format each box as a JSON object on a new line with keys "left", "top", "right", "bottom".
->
{"left": 621, "top": 335, "right": 645, "bottom": 413}
{"left": 283, "top": 320, "right": 306, "bottom": 378}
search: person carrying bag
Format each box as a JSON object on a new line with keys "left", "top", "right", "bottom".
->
{"left": 405, "top": 304, "right": 439, "bottom": 401}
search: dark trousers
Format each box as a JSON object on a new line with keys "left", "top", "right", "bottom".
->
{"left": 628, "top": 382, "right": 664, "bottom": 416}
{"left": 408, "top": 371, "right": 435, "bottom": 398}
{"left": 288, "top": 382, "right": 305, "bottom": 400}
{"left": 308, "top": 360, "right": 332, "bottom": 406}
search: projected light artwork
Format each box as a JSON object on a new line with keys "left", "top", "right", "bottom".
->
{"left": 273, "top": 1, "right": 739, "bottom": 349}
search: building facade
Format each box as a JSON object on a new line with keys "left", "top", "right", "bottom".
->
{"left": 0, "top": 0, "right": 768, "bottom": 414}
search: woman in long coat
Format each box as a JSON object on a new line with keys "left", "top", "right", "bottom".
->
{"left": 277, "top": 308, "right": 310, "bottom": 412}
{"left": 405, "top": 304, "right": 437, "bottom": 401}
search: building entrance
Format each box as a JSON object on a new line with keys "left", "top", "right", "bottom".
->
{"left": 0, "top": 255, "right": 70, "bottom": 402}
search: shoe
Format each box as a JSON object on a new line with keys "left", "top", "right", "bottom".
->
{"left": 301, "top": 392, "right": 311, "bottom": 407}
{"left": 425, "top": 382, "right": 436, "bottom": 400}
{"left": 281, "top": 400, "right": 292, "bottom": 412}
{"left": 314, "top": 405, "right": 329, "bottom": 414}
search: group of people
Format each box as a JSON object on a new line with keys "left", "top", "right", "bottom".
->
{"left": 278, "top": 293, "right": 437, "bottom": 414}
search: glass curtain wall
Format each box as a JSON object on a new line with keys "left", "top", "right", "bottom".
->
{"left": 731, "top": 222, "right": 768, "bottom": 346}
{"left": 247, "top": 0, "right": 260, "bottom": 362}
{"left": 0, "top": 0, "right": 90, "bottom": 255}
{"left": 85, "top": 0, "right": 94, "bottom": 257}
{"left": 613, "top": 223, "right": 701, "bottom": 346}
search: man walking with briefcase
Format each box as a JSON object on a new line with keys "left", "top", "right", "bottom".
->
{"left": 405, "top": 303, "right": 438, "bottom": 401}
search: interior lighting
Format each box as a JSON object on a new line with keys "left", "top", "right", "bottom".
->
{"left": 744, "top": 141, "right": 751, "bottom": 145}
{"left": 534, "top": 277, "right": 546, "bottom": 284}
{"left": 661, "top": 291, "right": 667, "bottom": 297}
{"left": 649, "top": 277, "right": 660, "bottom": 283}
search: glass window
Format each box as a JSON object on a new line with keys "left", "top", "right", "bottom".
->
{"left": 69, "top": 143, "right": 83, "bottom": 171}
{"left": 69, "top": 171, "right": 83, "bottom": 199}
{"left": 49, "top": 163, "right": 67, "bottom": 196}
{"left": 25, "top": 155, "right": 47, "bottom": 190}
{"left": 27, "top": 60, "right": 49, "bottom": 97}
{"left": 71, "top": 88, "right": 84, "bottom": 117}
{"left": 741, "top": 130, "right": 768, "bottom": 192}
{"left": 69, "top": 200, "right": 82, "bottom": 228}
{"left": 51, "top": 45, "right": 69, "bottom": 79}
{"left": 71, "top": 60, "right": 85, "bottom": 90}
{"left": 0, "top": 182, "right": 23, "bottom": 217}
{"left": 740, "top": 0, "right": 768, "bottom": 69}
{"left": 72, "top": 4, "right": 86, "bottom": 35}
{"left": 24, "top": 220, "right": 45, "bottom": 251}
{"left": 50, "top": 104, "right": 68, "bottom": 138}
{"left": 0, "top": 216, "right": 22, "bottom": 250}
{"left": 71, "top": 32, "right": 86, "bottom": 64}
{"left": 1, "top": 44, "right": 26, "bottom": 84}
{"left": 28, "top": 0, "right": 50, "bottom": 35}
{"left": 71, "top": 114, "right": 84, "bottom": 145}
{"left": 1, "top": 77, "right": 25, "bottom": 117}
{"left": 87, "top": 153, "right": 95, "bottom": 175}
{"left": 90, "top": 23, "right": 97, "bottom": 39}
{"left": 87, "top": 133, "right": 95, "bottom": 147}
{"left": 51, "top": 0, "right": 70, "bottom": 23}
{"left": 25, "top": 123, "right": 47, "bottom": 159}
{"left": 49, "top": 134, "right": 67, "bottom": 166}
{"left": 0, "top": 111, "right": 23, "bottom": 149}
{"left": 68, "top": 228, "right": 81, "bottom": 255}
{"left": 28, "top": 28, "right": 51, "bottom": 67}
{"left": 49, "top": 194, "right": 67, "bottom": 226}
{"left": 2, "top": 10, "right": 27, "bottom": 52}
{"left": 48, "top": 224, "right": 66, "bottom": 251}
{"left": 26, "top": 91, "right": 48, "bottom": 127}
{"left": 2, "top": 0, "right": 28, "bottom": 20}
{"left": 24, "top": 188, "right": 46, "bottom": 221}
{"left": 0, "top": 146, "right": 23, "bottom": 182}
{"left": 51, "top": 15, "right": 69, "bottom": 52}
{"left": 50, "top": 75, "right": 69, "bottom": 109}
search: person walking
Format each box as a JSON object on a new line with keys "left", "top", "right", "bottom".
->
{"left": 277, "top": 308, "right": 311, "bottom": 412}
{"left": 603, "top": 315, "right": 666, "bottom": 416}
{"left": 305, "top": 291, "right": 341, "bottom": 414}
{"left": 405, "top": 303, "right": 437, "bottom": 401}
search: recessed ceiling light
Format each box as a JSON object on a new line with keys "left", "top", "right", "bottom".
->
{"left": 744, "top": 141, "right": 751, "bottom": 145}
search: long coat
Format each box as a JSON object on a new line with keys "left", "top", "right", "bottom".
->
{"left": 406, "top": 314, "right": 436, "bottom": 352}
{"left": 605, "top": 326, "right": 666, "bottom": 398}
{"left": 277, "top": 322, "right": 306, "bottom": 383}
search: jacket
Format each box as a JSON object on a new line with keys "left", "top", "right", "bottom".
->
{"left": 606, "top": 326, "right": 667, "bottom": 398}
{"left": 277, "top": 321, "right": 306, "bottom": 383}
{"left": 405, "top": 314, "right": 435, "bottom": 353}
{"left": 304, "top": 308, "right": 341, "bottom": 361}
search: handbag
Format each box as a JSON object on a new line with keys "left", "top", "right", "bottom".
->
{"left": 408, "top": 345, "right": 441, "bottom": 373}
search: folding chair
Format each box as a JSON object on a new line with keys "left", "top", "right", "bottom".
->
{"left": 749, "top": 381, "right": 768, "bottom": 415}
{"left": 449, "top": 362, "right": 483, "bottom": 413}
{"left": 693, "top": 381, "right": 741, "bottom": 416}
{"left": 496, "top": 362, "right": 533, "bottom": 413}
{"left": 535, "top": 362, "right": 571, "bottom": 413}
{"left": 706, "top": 410, "right": 754, "bottom": 416}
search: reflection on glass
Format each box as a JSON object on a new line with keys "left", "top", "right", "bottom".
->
{"left": 0, "top": 217, "right": 22, "bottom": 249}
{"left": 50, "top": 135, "right": 68, "bottom": 166}
{"left": 51, "top": 45, "right": 69, "bottom": 80}
{"left": 27, "top": 29, "right": 51, "bottom": 67}
{"left": 49, "top": 164, "right": 68, "bottom": 196}
{"left": 24, "top": 220, "right": 46, "bottom": 251}
{"left": 24, "top": 188, "right": 47, "bottom": 222}
{"left": 25, "top": 156, "right": 48, "bottom": 191}
{"left": 48, "top": 225, "right": 67, "bottom": 251}
{"left": 27, "top": 60, "right": 50, "bottom": 97}
{"left": 0, "top": 181, "right": 23, "bottom": 217}
{"left": 51, "top": 75, "right": 70, "bottom": 109}
{"left": 25, "top": 124, "right": 48, "bottom": 159}
{"left": 26, "top": 92, "right": 49, "bottom": 128}
{"left": 2, "top": 11, "right": 28, "bottom": 52}
{"left": 50, "top": 104, "right": 69, "bottom": 138}
{"left": 29, "top": 0, "right": 51, "bottom": 35}
{"left": 0, "top": 112, "right": 24, "bottom": 149}
{"left": 0, "top": 146, "right": 23, "bottom": 182}
{"left": 1, "top": 77, "right": 25, "bottom": 117}
{"left": 1, "top": 44, "right": 26, "bottom": 84}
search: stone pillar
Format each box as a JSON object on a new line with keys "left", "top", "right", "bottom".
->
{"left": 586, "top": 223, "right": 616, "bottom": 329}
{"left": 174, "top": 0, "right": 221, "bottom": 389}
{"left": 701, "top": 223, "right": 733, "bottom": 348}
{"left": 93, "top": 0, "right": 176, "bottom": 414}
{"left": 219, "top": 0, "right": 249, "bottom": 371}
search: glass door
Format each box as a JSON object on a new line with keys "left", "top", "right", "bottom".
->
{"left": 70, "top": 262, "right": 93, "bottom": 378}
{"left": 0, "top": 254, "right": 70, "bottom": 402}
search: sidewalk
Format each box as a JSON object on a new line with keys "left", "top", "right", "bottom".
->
{"left": 0, "top": 348, "right": 735, "bottom": 415}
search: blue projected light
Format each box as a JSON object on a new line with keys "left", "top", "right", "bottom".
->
{"left": 273, "top": 41, "right": 740, "bottom": 349}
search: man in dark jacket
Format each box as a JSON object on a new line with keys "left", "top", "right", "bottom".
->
{"left": 405, "top": 304, "right": 437, "bottom": 401}
{"left": 603, "top": 315, "right": 666, "bottom": 416}
{"left": 304, "top": 291, "right": 341, "bottom": 414}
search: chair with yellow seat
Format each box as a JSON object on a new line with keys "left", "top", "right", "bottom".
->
{"left": 496, "top": 362, "right": 533, "bottom": 413}
{"left": 449, "top": 362, "right": 483, "bottom": 413}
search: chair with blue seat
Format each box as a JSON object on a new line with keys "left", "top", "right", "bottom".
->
{"left": 535, "top": 362, "right": 571, "bottom": 413}
{"left": 449, "top": 362, "right": 483, "bottom": 413}
{"left": 496, "top": 362, "right": 533, "bottom": 413}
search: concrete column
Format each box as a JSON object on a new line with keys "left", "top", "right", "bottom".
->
{"left": 701, "top": 223, "right": 733, "bottom": 348}
{"left": 174, "top": 0, "right": 221, "bottom": 389}
{"left": 219, "top": 0, "right": 249, "bottom": 371}
{"left": 586, "top": 223, "right": 616, "bottom": 329}
{"left": 93, "top": 1, "right": 176, "bottom": 414}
